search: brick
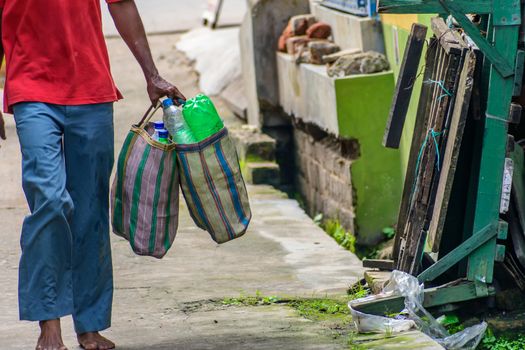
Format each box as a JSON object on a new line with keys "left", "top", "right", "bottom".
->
{"left": 308, "top": 41, "right": 340, "bottom": 65}
{"left": 312, "top": 191, "right": 325, "bottom": 215}
{"left": 306, "top": 159, "right": 321, "bottom": 190}
{"left": 328, "top": 180, "right": 352, "bottom": 209}
{"left": 289, "top": 14, "right": 316, "bottom": 36}
{"left": 325, "top": 199, "right": 355, "bottom": 233}
{"left": 306, "top": 22, "right": 332, "bottom": 40}
{"left": 293, "top": 127, "right": 355, "bottom": 233}
{"left": 317, "top": 167, "right": 329, "bottom": 193}
{"left": 285, "top": 35, "right": 310, "bottom": 55}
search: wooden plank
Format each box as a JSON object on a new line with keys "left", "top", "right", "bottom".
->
{"left": 383, "top": 24, "right": 428, "bottom": 149}
{"left": 418, "top": 223, "right": 497, "bottom": 282}
{"left": 430, "top": 17, "right": 462, "bottom": 55}
{"left": 363, "top": 259, "right": 396, "bottom": 270}
{"left": 393, "top": 38, "right": 439, "bottom": 261}
{"left": 427, "top": 50, "right": 477, "bottom": 252}
{"left": 443, "top": 1, "right": 515, "bottom": 78}
{"left": 350, "top": 282, "right": 482, "bottom": 316}
{"left": 378, "top": 0, "right": 493, "bottom": 15}
{"left": 423, "top": 282, "right": 486, "bottom": 307}
{"left": 398, "top": 44, "right": 464, "bottom": 274}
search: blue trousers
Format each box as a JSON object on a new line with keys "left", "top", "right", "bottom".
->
{"left": 13, "top": 102, "right": 114, "bottom": 333}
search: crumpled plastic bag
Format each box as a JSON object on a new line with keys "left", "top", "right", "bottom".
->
{"left": 349, "top": 270, "right": 487, "bottom": 350}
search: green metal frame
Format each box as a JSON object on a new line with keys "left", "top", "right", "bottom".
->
{"left": 373, "top": 0, "right": 521, "bottom": 304}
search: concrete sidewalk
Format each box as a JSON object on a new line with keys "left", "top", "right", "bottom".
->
{"left": 0, "top": 34, "right": 364, "bottom": 349}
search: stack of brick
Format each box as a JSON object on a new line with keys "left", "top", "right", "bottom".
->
{"left": 277, "top": 14, "right": 340, "bottom": 65}
{"left": 294, "top": 128, "right": 356, "bottom": 233}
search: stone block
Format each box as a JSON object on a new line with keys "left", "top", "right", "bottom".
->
{"left": 306, "top": 159, "right": 321, "bottom": 190}
{"left": 329, "top": 176, "right": 353, "bottom": 208}
{"left": 317, "top": 167, "right": 329, "bottom": 193}
{"left": 312, "top": 190, "right": 325, "bottom": 215}
{"left": 230, "top": 127, "right": 277, "bottom": 163}
{"left": 297, "top": 174, "right": 309, "bottom": 197}
{"left": 364, "top": 270, "right": 392, "bottom": 295}
{"left": 310, "top": 3, "right": 385, "bottom": 53}
{"left": 245, "top": 162, "right": 281, "bottom": 186}
{"left": 486, "top": 310, "right": 525, "bottom": 334}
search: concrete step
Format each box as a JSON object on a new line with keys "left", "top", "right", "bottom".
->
{"left": 353, "top": 331, "right": 445, "bottom": 349}
{"left": 230, "top": 126, "right": 277, "bottom": 163}
{"left": 230, "top": 127, "right": 281, "bottom": 187}
{"left": 364, "top": 270, "right": 392, "bottom": 294}
{"left": 245, "top": 162, "right": 281, "bottom": 186}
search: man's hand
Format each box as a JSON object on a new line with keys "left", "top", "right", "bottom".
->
{"left": 0, "top": 112, "right": 6, "bottom": 140}
{"left": 147, "top": 74, "right": 186, "bottom": 106}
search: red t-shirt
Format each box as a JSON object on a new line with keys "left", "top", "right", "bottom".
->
{"left": 0, "top": 0, "right": 124, "bottom": 113}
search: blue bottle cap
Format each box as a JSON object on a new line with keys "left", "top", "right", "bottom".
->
{"left": 159, "top": 129, "right": 169, "bottom": 139}
{"left": 153, "top": 121, "right": 164, "bottom": 130}
{"left": 162, "top": 98, "right": 174, "bottom": 108}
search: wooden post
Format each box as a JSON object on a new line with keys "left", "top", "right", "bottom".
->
{"left": 383, "top": 24, "right": 428, "bottom": 149}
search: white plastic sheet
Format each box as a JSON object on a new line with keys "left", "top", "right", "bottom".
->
{"left": 349, "top": 270, "right": 487, "bottom": 350}
{"left": 176, "top": 27, "right": 241, "bottom": 96}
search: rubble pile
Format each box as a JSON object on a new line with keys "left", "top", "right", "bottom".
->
{"left": 278, "top": 14, "right": 389, "bottom": 77}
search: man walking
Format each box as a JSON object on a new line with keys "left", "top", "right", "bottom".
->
{"left": 0, "top": 1, "right": 185, "bottom": 349}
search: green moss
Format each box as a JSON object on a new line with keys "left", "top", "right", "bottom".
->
{"left": 289, "top": 298, "right": 351, "bottom": 321}
{"left": 220, "top": 292, "right": 355, "bottom": 323}
{"left": 221, "top": 291, "right": 282, "bottom": 307}
{"left": 314, "top": 217, "right": 382, "bottom": 259}
{"left": 245, "top": 154, "right": 267, "bottom": 163}
{"left": 479, "top": 328, "right": 525, "bottom": 350}
{"left": 347, "top": 282, "right": 369, "bottom": 301}
{"left": 323, "top": 219, "right": 357, "bottom": 253}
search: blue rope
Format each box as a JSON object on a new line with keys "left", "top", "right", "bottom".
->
{"left": 412, "top": 128, "right": 444, "bottom": 194}
{"left": 424, "top": 79, "right": 453, "bottom": 101}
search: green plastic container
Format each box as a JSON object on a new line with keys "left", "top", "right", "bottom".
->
{"left": 182, "top": 94, "right": 224, "bottom": 142}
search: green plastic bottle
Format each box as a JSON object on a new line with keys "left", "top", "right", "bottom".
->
{"left": 182, "top": 94, "right": 224, "bottom": 142}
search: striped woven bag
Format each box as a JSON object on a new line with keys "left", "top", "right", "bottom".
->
{"left": 177, "top": 128, "right": 251, "bottom": 243}
{"left": 111, "top": 105, "right": 179, "bottom": 258}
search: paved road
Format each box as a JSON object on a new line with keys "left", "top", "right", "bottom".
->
{"left": 101, "top": 0, "right": 247, "bottom": 36}
{"left": 0, "top": 34, "right": 364, "bottom": 349}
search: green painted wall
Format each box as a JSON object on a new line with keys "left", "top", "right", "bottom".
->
{"left": 335, "top": 72, "right": 403, "bottom": 245}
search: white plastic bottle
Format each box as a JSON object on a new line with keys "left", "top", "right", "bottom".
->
{"left": 152, "top": 121, "right": 165, "bottom": 141}
{"left": 162, "top": 98, "right": 196, "bottom": 144}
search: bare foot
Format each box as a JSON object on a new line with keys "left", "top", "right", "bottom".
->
{"left": 77, "top": 332, "right": 115, "bottom": 350}
{"left": 36, "top": 319, "right": 68, "bottom": 350}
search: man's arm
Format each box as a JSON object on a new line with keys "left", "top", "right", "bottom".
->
{"left": 108, "top": 0, "right": 185, "bottom": 105}
{"left": 0, "top": 8, "right": 5, "bottom": 140}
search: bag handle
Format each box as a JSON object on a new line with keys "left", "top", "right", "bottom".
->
{"left": 137, "top": 98, "right": 186, "bottom": 129}
{"left": 137, "top": 103, "right": 162, "bottom": 129}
